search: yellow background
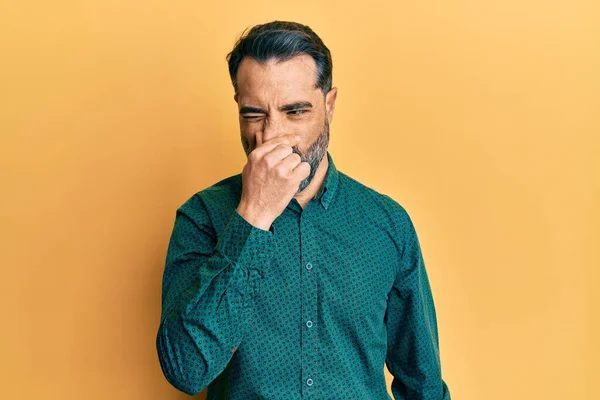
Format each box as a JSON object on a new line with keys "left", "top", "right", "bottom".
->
{"left": 1, "top": 1, "right": 598, "bottom": 399}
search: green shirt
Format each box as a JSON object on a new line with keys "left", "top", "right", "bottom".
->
{"left": 156, "top": 151, "right": 451, "bottom": 399}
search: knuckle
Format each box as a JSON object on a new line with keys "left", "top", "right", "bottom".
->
{"left": 265, "top": 155, "right": 277, "bottom": 168}
{"left": 275, "top": 165, "right": 288, "bottom": 178}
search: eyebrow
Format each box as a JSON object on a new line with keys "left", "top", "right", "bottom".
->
{"left": 240, "top": 101, "right": 313, "bottom": 115}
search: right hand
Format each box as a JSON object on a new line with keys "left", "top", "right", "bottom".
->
{"left": 236, "top": 131, "right": 311, "bottom": 230}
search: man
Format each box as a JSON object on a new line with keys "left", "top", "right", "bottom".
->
{"left": 156, "top": 20, "right": 451, "bottom": 399}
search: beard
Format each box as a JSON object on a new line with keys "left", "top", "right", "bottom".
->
{"left": 241, "top": 117, "right": 330, "bottom": 194}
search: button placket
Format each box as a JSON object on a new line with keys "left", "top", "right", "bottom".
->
{"left": 300, "top": 212, "right": 318, "bottom": 396}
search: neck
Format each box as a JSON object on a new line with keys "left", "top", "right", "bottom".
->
{"left": 294, "top": 154, "right": 329, "bottom": 209}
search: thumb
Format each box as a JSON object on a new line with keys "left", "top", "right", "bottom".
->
{"left": 255, "top": 130, "right": 263, "bottom": 148}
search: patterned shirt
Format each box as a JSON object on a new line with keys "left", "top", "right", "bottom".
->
{"left": 156, "top": 150, "right": 451, "bottom": 399}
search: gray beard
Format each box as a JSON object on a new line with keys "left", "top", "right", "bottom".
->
{"left": 241, "top": 117, "right": 330, "bottom": 194}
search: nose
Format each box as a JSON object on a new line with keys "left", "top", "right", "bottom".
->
{"left": 261, "top": 114, "right": 285, "bottom": 142}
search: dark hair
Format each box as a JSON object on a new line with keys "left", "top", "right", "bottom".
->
{"left": 226, "top": 21, "right": 333, "bottom": 96}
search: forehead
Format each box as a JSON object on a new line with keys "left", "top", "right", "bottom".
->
{"left": 236, "top": 54, "right": 320, "bottom": 104}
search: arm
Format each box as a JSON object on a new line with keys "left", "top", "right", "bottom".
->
{"left": 385, "top": 208, "right": 451, "bottom": 400}
{"left": 156, "top": 194, "right": 275, "bottom": 395}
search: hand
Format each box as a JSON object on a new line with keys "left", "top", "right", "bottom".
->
{"left": 236, "top": 131, "right": 311, "bottom": 230}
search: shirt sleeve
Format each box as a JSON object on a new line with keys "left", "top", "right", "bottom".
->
{"left": 156, "top": 194, "right": 276, "bottom": 395}
{"left": 385, "top": 208, "right": 451, "bottom": 400}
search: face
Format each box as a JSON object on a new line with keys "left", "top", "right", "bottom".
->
{"left": 234, "top": 54, "right": 337, "bottom": 194}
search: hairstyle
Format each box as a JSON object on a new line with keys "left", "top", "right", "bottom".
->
{"left": 226, "top": 21, "right": 333, "bottom": 96}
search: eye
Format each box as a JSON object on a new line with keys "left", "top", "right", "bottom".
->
{"left": 289, "top": 110, "right": 308, "bottom": 116}
{"left": 242, "top": 115, "right": 263, "bottom": 121}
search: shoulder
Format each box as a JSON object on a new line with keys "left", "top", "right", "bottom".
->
{"left": 177, "top": 173, "right": 242, "bottom": 220}
{"left": 337, "top": 170, "right": 412, "bottom": 227}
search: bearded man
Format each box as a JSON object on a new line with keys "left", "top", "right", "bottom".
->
{"left": 156, "top": 20, "right": 452, "bottom": 400}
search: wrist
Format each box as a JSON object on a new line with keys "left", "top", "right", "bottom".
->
{"left": 236, "top": 202, "right": 273, "bottom": 231}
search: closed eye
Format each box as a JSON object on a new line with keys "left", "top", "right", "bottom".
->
{"left": 242, "top": 110, "right": 308, "bottom": 120}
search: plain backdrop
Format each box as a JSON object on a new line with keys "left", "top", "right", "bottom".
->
{"left": 1, "top": 1, "right": 598, "bottom": 399}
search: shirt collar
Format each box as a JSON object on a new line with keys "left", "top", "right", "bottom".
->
{"left": 315, "top": 150, "right": 339, "bottom": 210}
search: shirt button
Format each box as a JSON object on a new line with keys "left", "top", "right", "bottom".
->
{"left": 306, "top": 320, "right": 313, "bottom": 328}
{"left": 306, "top": 262, "right": 312, "bottom": 270}
{"left": 306, "top": 378, "right": 313, "bottom": 386}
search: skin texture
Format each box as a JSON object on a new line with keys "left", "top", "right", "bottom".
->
{"left": 234, "top": 54, "right": 338, "bottom": 227}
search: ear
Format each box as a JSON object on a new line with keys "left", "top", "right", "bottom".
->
{"left": 325, "top": 87, "right": 338, "bottom": 124}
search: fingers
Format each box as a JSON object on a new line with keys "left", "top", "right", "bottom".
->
{"left": 253, "top": 132, "right": 301, "bottom": 157}
{"left": 267, "top": 143, "right": 296, "bottom": 164}
{"left": 278, "top": 151, "right": 302, "bottom": 172}
{"left": 293, "top": 160, "right": 311, "bottom": 181}
{"left": 255, "top": 130, "right": 263, "bottom": 147}
{"left": 250, "top": 131, "right": 309, "bottom": 182}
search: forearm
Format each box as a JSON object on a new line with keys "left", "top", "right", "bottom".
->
{"left": 156, "top": 205, "right": 275, "bottom": 395}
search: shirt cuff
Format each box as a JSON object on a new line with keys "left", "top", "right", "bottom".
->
{"left": 215, "top": 209, "right": 276, "bottom": 273}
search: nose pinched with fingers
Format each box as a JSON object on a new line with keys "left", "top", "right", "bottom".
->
{"left": 254, "top": 131, "right": 300, "bottom": 150}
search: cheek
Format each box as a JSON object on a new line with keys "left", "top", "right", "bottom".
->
{"left": 240, "top": 134, "right": 251, "bottom": 153}
{"left": 239, "top": 122, "right": 256, "bottom": 146}
{"left": 307, "top": 112, "right": 325, "bottom": 134}
{"left": 294, "top": 119, "right": 321, "bottom": 150}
